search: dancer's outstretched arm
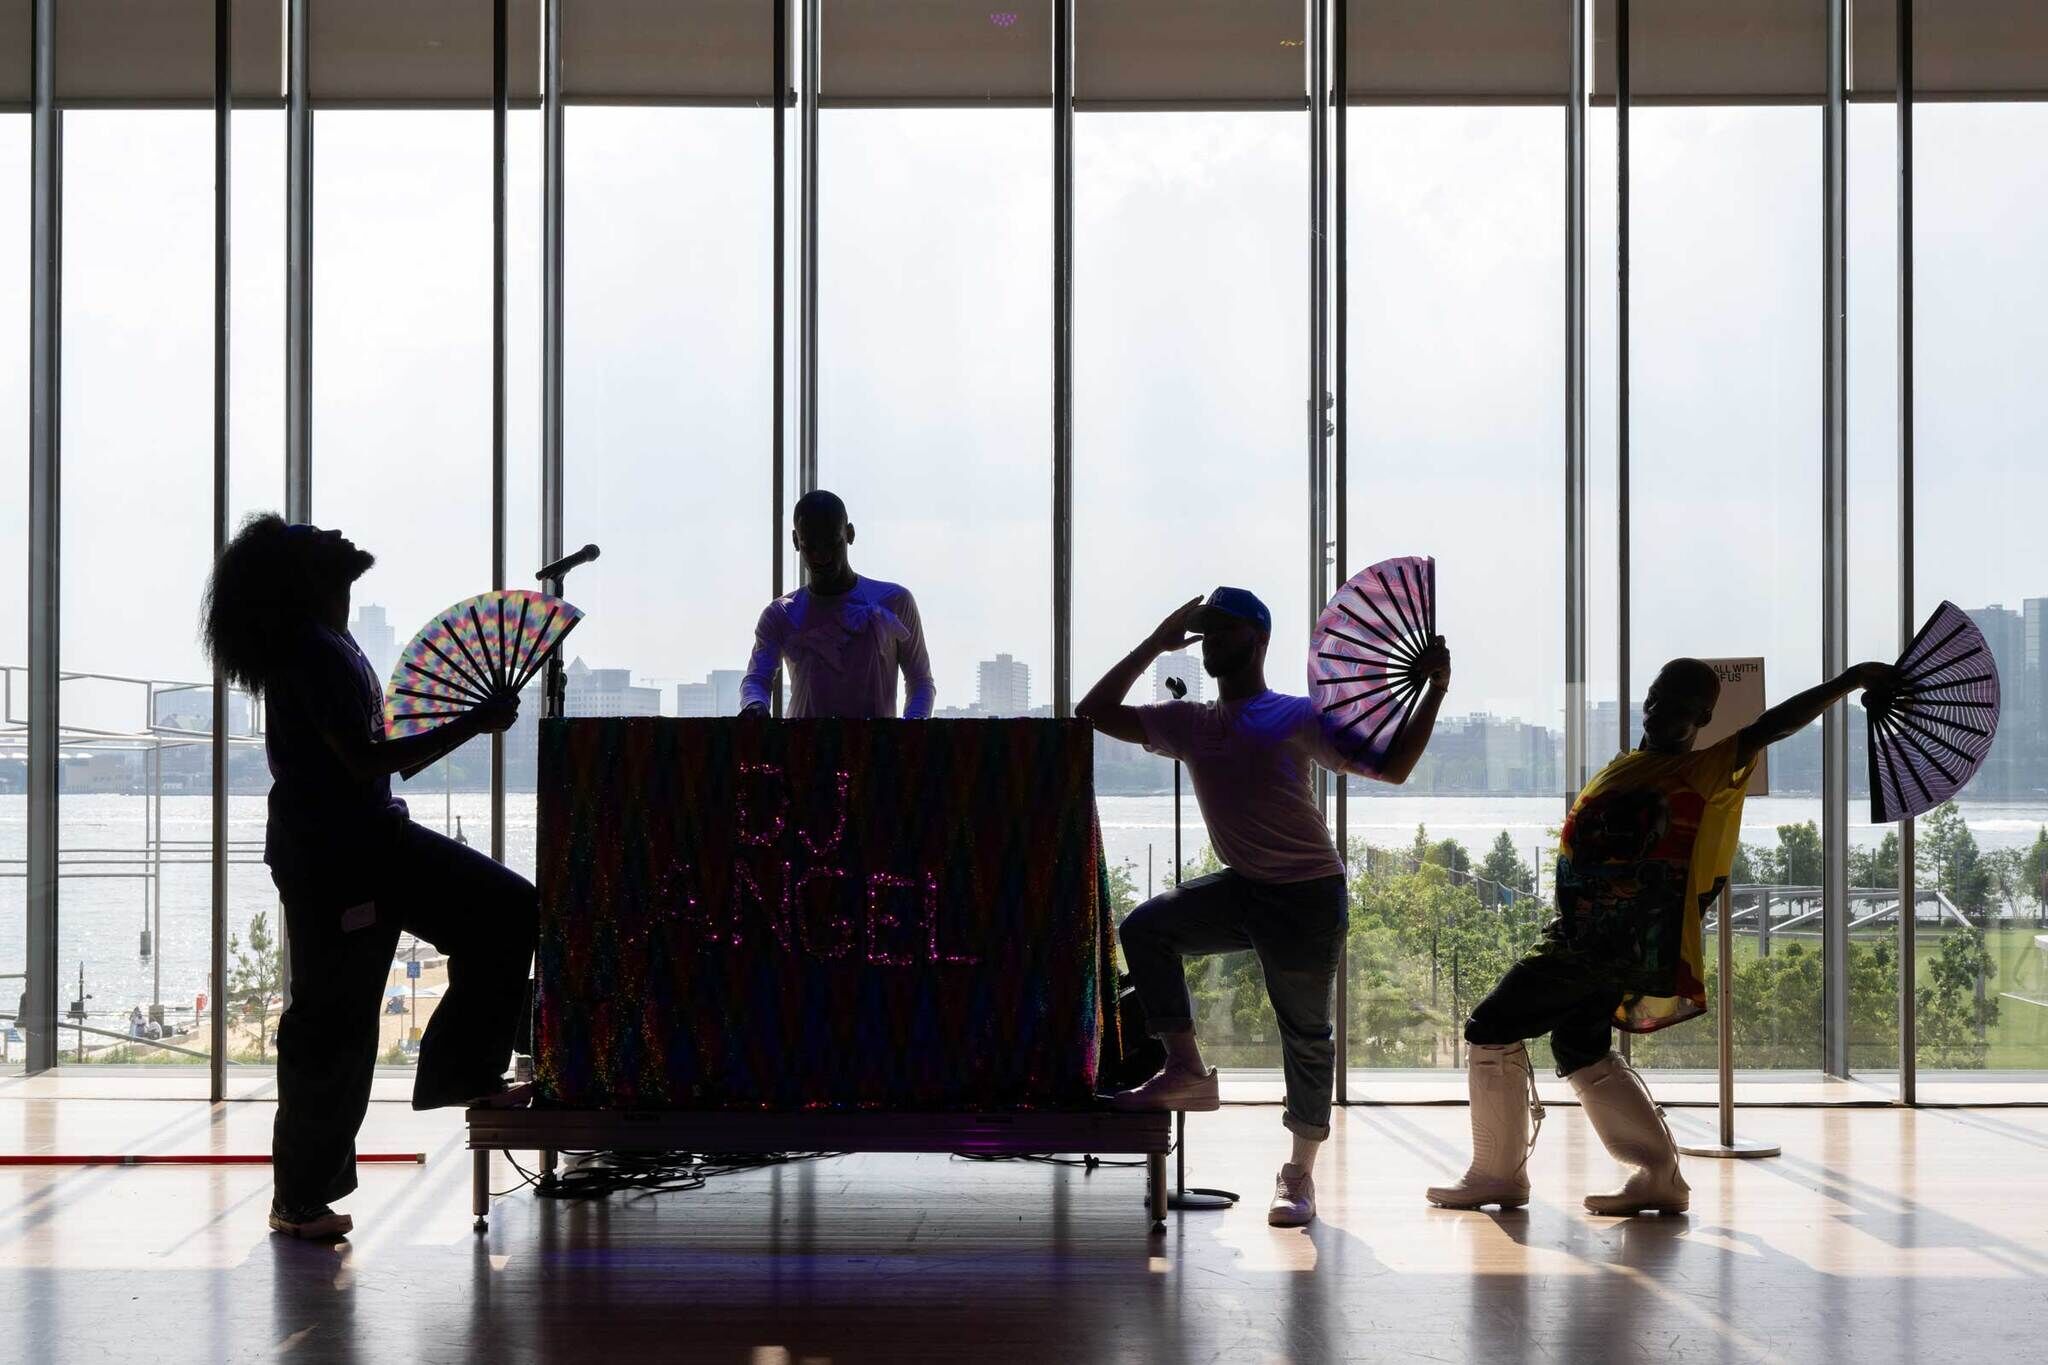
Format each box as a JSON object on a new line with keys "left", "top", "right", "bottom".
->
{"left": 1734, "top": 662, "right": 1898, "bottom": 771}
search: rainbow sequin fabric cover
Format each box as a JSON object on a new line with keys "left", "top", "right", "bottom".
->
{"left": 535, "top": 718, "right": 1116, "bottom": 1111}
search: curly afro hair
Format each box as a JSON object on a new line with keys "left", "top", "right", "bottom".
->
{"left": 202, "top": 513, "right": 330, "bottom": 696}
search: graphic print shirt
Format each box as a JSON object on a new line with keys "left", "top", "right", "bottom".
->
{"left": 1550, "top": 734, "right": 1757, "bottom": 1032}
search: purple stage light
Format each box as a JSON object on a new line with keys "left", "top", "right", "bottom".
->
{"left": 990, "top": 10, "right": 1019, "bottom": 28}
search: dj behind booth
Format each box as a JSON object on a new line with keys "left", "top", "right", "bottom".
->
{"left": 469, "top": 713, "right": 1170, "bottom": 1226}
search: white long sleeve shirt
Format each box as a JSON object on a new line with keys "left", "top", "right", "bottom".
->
{"left": 740, "top": 576, "right": 936, "bottom": 719}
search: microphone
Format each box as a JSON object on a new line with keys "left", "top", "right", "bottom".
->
{"left": 536, "top": 543, "right": 601, "bottom": 585}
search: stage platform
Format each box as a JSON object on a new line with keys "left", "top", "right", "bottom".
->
{"left": 465, "top": 1106, "right": 1175, "bottom": 1228}
{"left": 4, "top": 1089, "right": 2046, "bottom": 1363}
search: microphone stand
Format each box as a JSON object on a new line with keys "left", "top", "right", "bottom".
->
{"left": 537, "top": 545, "right": 599, "bottom": 722}
{"left": 524, "top": 546, "right": 597, "bottom": 1190}
{"left": 1163, "top": 674, "right": 1237, "bottom": 1212}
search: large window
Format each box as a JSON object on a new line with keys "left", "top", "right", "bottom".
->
{"left": 1911, "top": 103, "right": 2048, "bottom": 1093}
{"left": 502, "top": 107, "right": 543, "bottom": 881}
{"left": 58, "top": 111, "right": 218, "bottom": 1073}
{"left": 3, "top": 7, "right": 2042, "bottom": 1103}
{"left": 0, "top": 114, "right": 24, "bottom": 1072}
{"left": 1342, "top": 108, "right": 1564, "bottom": 1074}
{"left": 562, "top": 106, "right": 771, "bottom": 724}
{"left": 1847, "top": 102, "right": 1903, "bottom": 1077}
{"left": 224, "top": 109, "right": 289, "bottom": 1078}
{"left": 1077, "top": 112, "right": 1307, "bottom": 1070}
{"left": 819, "top": 110, "right": 1050, "bottom": 720}
{"left": 1625, "top": 107, "right": 1824, "bottom": 1074}
{"left": 314, "top": 111, "right": 495, "bottom": 1064}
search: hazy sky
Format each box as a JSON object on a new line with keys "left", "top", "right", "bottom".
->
{"left": 2, "top": 100, "right": 2044, "bottom": 742}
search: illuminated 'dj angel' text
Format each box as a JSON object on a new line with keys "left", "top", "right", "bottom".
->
{"left": 657, "top": 761, "right": 979, "bottom": 966}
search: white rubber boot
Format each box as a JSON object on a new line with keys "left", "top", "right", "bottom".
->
{"left": 1569, "top": 1053, "right": 1690, "bottom": 1215}
{"left": 1425, "top": 1042, "right": 1543, "bottom": 1210}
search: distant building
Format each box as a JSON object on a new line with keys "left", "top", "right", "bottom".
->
{"left": 564, "top": 658, "right": 661, "bottom": 718}
{"left": 1967, "top": 603, "right": 2031, "bottom": 798}
{"left": 2024, "top": 597, "right": 2048, "bottom": 729}
{"left": 152, "top": 686, "right": 253, "bottom": 736}
{"left": 1153, "top": 653, "right": 1204, "bottom": 704}
{"left": 709, "top": 669, "right": 745, "bottom": 715}
{"left": 351, "top": 603, "right": 398, "bottom": 685}
{"left": 676, "top": 669, "right": 747, "bottom": 717}
{"left": 1588, "top": 700, "right": 1644, "bottom": 764}
{"left": 675, "top": 682, "right": 715, "bottom": 717}
{"left": 1399, "top": 712, "right": 1558, "bottom": 796}
{"left": 977, "top": 654, "right": 1031, "bottom": 717}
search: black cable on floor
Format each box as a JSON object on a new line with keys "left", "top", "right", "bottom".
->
{"left": 949, "top": 1149, "right": 1159, "bottom": 1170}
{"left": 502, "top": 1149, "right": 844, "bottom": 1201}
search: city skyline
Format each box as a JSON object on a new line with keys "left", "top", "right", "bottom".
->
{"left": 4, "top": 103, "right": 2041, "bottom": 802}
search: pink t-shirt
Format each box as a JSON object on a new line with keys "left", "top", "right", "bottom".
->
{"left": 1137, "top": 690, "right": 1354, "bottom": 884}
{"left": 741, "top": 576, "right": 936, "bottom": 719}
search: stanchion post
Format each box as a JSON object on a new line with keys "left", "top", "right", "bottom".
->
{"left": 1679, "top": 883, "right": 1779, "bottom": 1159}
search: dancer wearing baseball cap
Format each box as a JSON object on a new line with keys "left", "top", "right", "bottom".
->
{"left": 1079, "top": 588, "right": 1450, "bottom": 1226}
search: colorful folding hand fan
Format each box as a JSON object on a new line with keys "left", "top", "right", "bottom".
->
{"left": 384, "top": 589, "right": 583, "bottom": 738}
{"left": 1865, "top": 600, "right": 2002, "bottom": 823}
{"left": 1309, "top": 555, "right": 1440, "bottom": 774}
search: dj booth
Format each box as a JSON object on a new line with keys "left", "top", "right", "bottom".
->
{"left": 468, "top": 717, "right": 1171, "bottom": 1228}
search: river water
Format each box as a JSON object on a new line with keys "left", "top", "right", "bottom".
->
{"left": 6, "top": 790, "right": 2045, "bottom": 1031}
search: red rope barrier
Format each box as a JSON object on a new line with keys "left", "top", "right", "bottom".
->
{"left": 0, "top": 1153, "right": 426, "bottom": 1167}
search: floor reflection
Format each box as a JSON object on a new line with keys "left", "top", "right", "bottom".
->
{"left": 0, "top": 1100, "right": 2040, "bottom": 1363}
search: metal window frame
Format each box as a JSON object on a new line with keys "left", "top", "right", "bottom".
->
{"left": 1052, "top": 0, "right": 1073, "bottom": 718}
{"left": 798, "top": 0, "right": 820, "bottom": 498}
{"left": 490, "top": 0, "right": 508, "bottom": 865}
{"left": 1310, "top": 0, "right": 1331, "bottom": 871}
{"left": 1330, "top": 0, "right": 1349, "bottom": 1100}
{"left": 1616, "top": 0, "right": 1631, "bottom": 758}
{"left": 1821, "top": 0, "right": 1851, "bottom": 1080}
{"left": 286, "top": 0, "right": 311, "bottom": 522}
{"left": 208, "top": 0, "right": 232, "bottom": 1102}
{"left": 542, "top": 0, "right": 563, "bottom": 579}
{"left": 1895, "top": 0, "right": 1918, "bottom": 1105}
{"left": 25, "top": 0, "right": 61, "bottom": 1075}
{"left": 773, "top": 0, "right": 789, "bottom": 628}
{"left": 1564, "top": 0, "right": 1589, "bottom": 812}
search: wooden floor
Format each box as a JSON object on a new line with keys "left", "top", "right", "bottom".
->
{"left": 3, "top": 1085, "right": 2045, "bottom": 1363}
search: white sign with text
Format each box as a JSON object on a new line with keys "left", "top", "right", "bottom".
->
{"left": 1693, "top": 657, "right": 1769, "bottom": 797}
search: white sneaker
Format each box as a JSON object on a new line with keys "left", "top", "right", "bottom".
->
{"left": 1109, "top": 1063, "right": 1220, "bottom": 1113}
{"left": 1268, "top": 1164, "right": 1315, "bottom": 1227}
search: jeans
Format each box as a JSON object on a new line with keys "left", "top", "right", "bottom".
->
{"left": 270, "top": 820, "right": 537, "bottom": 1209}
{"left": 1117, "top": 869, "right": 1347, "bottom": 1141}
{"left": 1463, "top": 938, "right": 1628, "bottom": 1077}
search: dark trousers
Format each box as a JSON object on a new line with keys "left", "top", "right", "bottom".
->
{"left": 1117, "top": 870, "right": 1347, "bottom": 1141}
{"left": 270, "top": 820, "right": 537, "bottom": 1209}
{"left": 1464, "top": 940, "right": 1627, "bottom": 1077}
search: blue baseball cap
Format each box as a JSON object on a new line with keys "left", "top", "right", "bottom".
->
{"left": 1194, "top": 586, "right": 1271, "bottom": 638}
